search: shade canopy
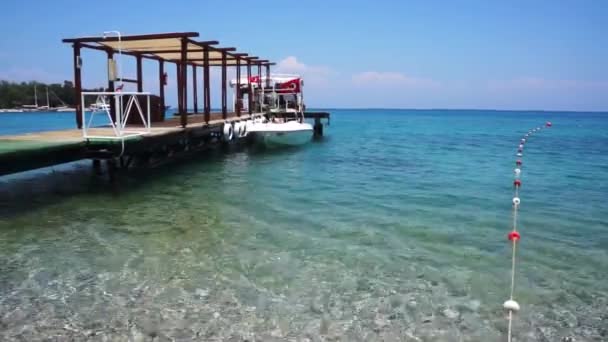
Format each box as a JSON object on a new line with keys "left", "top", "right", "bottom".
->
{"left": 63, "top": 32, "right": 275, "bottom": 66}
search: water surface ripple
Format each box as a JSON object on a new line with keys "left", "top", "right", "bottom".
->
{"left": 1, "top": 109, "right": 607, "bottom": 341}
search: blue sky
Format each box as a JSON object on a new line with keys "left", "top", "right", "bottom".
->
{"left": 0, "top": 0, "right": 606, "bottom": 111}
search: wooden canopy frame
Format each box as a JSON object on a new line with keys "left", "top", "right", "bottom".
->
{"left": 63, "top": 32, "right": 276, "bottom": 128}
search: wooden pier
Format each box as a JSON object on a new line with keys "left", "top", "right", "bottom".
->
{"left": 0, "top": 111, "right": 329, "bottom": 177}
{"left": 0, "top": 31, "right": 329, "bottom": 177}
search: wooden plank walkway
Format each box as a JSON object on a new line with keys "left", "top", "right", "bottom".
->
{"left": 0, "top": 113, "right": 259, "bottom": 148}
{"left": 0, "top": 111, "right": 329, "bottom": 176}
{"left": 0, "top": 112, "right": 262, "bottom": 176}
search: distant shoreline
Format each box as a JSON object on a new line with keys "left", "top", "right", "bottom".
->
{"left": 1, "top": 107, "right": 606, "bottom": 114}
{"left": 0, "top": 108, "right": 76, "bottom": 113}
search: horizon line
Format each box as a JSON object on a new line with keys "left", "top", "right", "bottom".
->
{"left": 307, "top": 107, "right": 608, "bottom": 114}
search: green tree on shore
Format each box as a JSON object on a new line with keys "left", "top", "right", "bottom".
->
{"left": 0, "top": 80, "right": 103, "bottom": 108}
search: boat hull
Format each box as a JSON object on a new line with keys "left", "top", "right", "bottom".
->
{"left": 259, "top": 129, "right": 313, "bottom": 146}
{"left": 247, "top": 121, "right": 313, "bottom": 147}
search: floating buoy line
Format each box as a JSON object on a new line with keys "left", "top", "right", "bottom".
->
{"left": 504, "top": 121, "right": 552, "bottom": 342}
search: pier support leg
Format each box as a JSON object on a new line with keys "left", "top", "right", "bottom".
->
{"left": 92, "top": 159, "right": 102, "bottom": 175}
{"left": 106, "top": 159, "right": 117, "bottom": 183}
{"left": 314, "top": 117, "right": 323, "bottom": 137}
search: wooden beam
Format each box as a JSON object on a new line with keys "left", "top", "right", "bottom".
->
{"left": 187, "top": 57, "right": 242, "bottom": 62}
{"left": 115, "top": 78, "right": 138, "bottom": 83}
{"left": 197, "top": 40, "right": 220, "bottom": 45}
{"left": 63, "top": 32, "right": 200, "bottom": 43}
{"left": 73, "top": 43, "right": 83, "bottom": 129}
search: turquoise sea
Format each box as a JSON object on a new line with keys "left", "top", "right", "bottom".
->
{"left": 1, "top": 109, "right": 607, "bottom": 341}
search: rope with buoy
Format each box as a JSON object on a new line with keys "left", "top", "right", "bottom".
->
{"left": 504, "top": 121, "right": 552, "bottom": 342}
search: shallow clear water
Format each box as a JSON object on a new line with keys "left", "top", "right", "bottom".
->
{"left": 1, "top": 110, "right": 607, "bottom": 341}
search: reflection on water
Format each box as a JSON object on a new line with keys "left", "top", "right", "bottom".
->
{"left": 1, "top": 109, "right": 608, "bottom": 341}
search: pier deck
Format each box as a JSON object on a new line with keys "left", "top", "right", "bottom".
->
{"left": 0, "top": 111, "right": 329, "bottom": 176}
{"left": 0, "top": 112, "right": 255, "bottom": 176}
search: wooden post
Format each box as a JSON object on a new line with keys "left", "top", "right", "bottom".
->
{"left": 192, "top": 65, "right": 198, "bottom": 113}
{"left": 73, "top": 43, "right": 83, "bottom": 129}
{"left": 314, "top": 117, "right": 323, "bottom": 137}
{"left": 247, "top": 60, "right": 252, "bottom": 115}
{"left": 203, "top": 46, "right": 210, "bottom": 123}
{"left": 236, "top": 58, "right": 241, "bottom": 116}
{"left": 265, "top": 64, "right": 271, "bottom": 88}
{"left": 221, "top": 51, "right": 227, "bottom": 119}
{"left": 136, "top": 54, "right": 143, "bottom": 92}
{"left": 92, "top": 159, "right": 102, "bottom": 175}
{"left": 107, "top": 50, "right": 116, "bottom": 124}
{"left": 257, "top": 64, "right": 262, "bottom": 113}
{"left": 176, "top": 63, "right": 182, "bottom": 118}
{"left": 159, "top": 60, "right": 165, "bottom": 120}
{"left": 257, "top": 64, "right": 262, "bottom": 88}
{"left": 180, "top": 38, "right": 188, "bottom": 127}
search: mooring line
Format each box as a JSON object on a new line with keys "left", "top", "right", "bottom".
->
{"left": 504, "top": 121, "right": 552, "bottom": 342}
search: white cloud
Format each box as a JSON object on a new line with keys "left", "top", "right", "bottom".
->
{"left": 352, "top": 71, "right": 440, "bottom": 88}
{"left": 274, "top": 56, "right": 333, "bottom": 87}
{"left": 276, "top": 56, "right": 330, "bottom": 74}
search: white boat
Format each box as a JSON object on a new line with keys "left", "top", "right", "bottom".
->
{"left": 246, "top": 118, "right": 313, "bottom": 146}
{"left": 20, "top": 84, "right": 53, "bottom": 112}
{"left": 55, "top": 107, "right": 76, "bottom": 112}
{"left": 89, "top": 102, "right": 111, "bottom": 112}
{"left": 47, "top": 88, "right": 75, "bottom": 112}
{"left": 229, "top": 73, "right": 314, "bottom": 146}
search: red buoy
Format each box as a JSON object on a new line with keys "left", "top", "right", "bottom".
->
{"left": 546, "top": 121, "right": 552, "bottom": 127}
{"left": 508, "top": 231, "right": 521, "bottom": 241}
{"left": 516, "top": 159, "right": 522, "bottom": 166}
{"left": 518, "top": 148, "right": 523, "bottom": 152}
{"left": 514, "top": 179, "right": 522, "bottom": 187}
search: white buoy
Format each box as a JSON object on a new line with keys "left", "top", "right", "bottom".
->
{"left": 503, "top": 299, "right": 520, "bottom": 312}
{"left": 514, "top": 168, "right": 521, "bottom": 176}
{"left": 516, "top": 152, "right": 523, "bottom": 157}
{"left": 519, "top": 144, "right": 524, "bottom": 149}
{"left": 512, "top": 197, "right": 520, "bottom": 206}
